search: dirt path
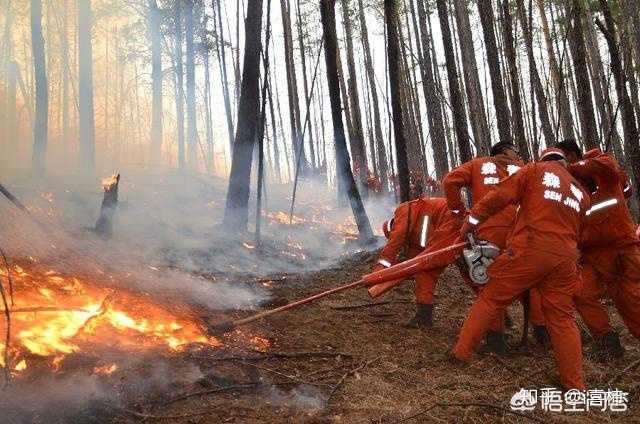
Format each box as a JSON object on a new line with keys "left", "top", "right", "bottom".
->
{"left": 113, "top": 252, "right": 639, "bottom": 423}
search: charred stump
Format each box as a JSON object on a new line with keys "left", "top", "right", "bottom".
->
{"left": 95, "top": 174, "right": 120, "bottom": 238}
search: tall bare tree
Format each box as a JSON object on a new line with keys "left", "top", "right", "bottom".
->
{"left": 385, "top": 0, "right": 410, "bottom": 200}
{"left": 536, "top": 0, "right": 575, "bottom": 141}
{"left": 596, "top": 0, "right": 640, "bottom": 212}
{"left": 31, "top": 0, "right": 48, "bottom": 173}
{"left": 477, "top": 0, "right": 512, "bottom": 149}
{"left": 357, "top": 0, "right": 389, "bottom": 189}
{"left": 516, "top": 0, "right": 554, "bottom": 147}
{"left": 149, "top": 0, "right": 163, "bottom": 163}
{"left": 78, "top": 0, "right": 95, "bottom": 172}
{"left": 416, "top": 0, "right": 448, "bottom": 179}
{"left": 567, "top": 0, "right": 598, "bottom": 149}
{"left": 500, "top": 0, "right": 528, "bottom": 160}
{"left": 223, "top": 0, "right": 264, "bottom": 232}
{"left": 320, "top": 0, "right": 373, "bottom": 241}
{"left": 185, "top": 0, "right": 198, "bottom": 168}
{"left": 340, "top": 0, "right": 368, "bottom": 194}
{"left": 436, "top": 0, "right": 471, "bottom": 163}
{"left": 452, "top": 0, "right": 490, "bottom": 154}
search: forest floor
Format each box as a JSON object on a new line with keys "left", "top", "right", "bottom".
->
{"left": 111, "top": 249, "right": 639, "bottom": 424}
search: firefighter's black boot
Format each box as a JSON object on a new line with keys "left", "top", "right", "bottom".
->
{"left": 404, "top": 304, "right": 433, "bottom": 329}
{"left": 478, "top": 331, "right": 508, "bottom": 356}
{"left": 533, "top": 325, "right": 551, "bottom": 348}
{"left": 590, "top": 331, "right": 625, "bottom": 361}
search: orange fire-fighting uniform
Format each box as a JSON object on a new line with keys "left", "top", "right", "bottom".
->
{"left": 441, "top": 155, "right": 546, "bottom": 329}
{"left": 376, "top": 197, "right": 453, "bottom": 305}
{"left": 567, "top": 150, "right": 640, "bottom": 341}
{"left": 452, "top": 155, "right": 589, "bottom": 390}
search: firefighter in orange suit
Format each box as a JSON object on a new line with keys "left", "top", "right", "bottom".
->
{"left": 375, "top": 196, "right": 453, "bottom": 328}
{"left": 452, "top": 148, "right": 589, "bottom": 390}
{"left": 442, "top": 141, "right": 549, "bottom": 350}
{"left": 556, "top": 139, "right": 640, "bottom": 359}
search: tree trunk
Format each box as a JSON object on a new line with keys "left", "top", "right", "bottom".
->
{"left": 499, "top": 0, "right": 528, "bottom": 160}
{"left": 149, "top": 0, "right": 163, "bottom": 163}
{"left": 256, "top": 0, "right": 273, "bottom": 244}
{"left": 477, "top": 0, "right": 513, "bottom": 149}
{"left": 452, "top": 0, "right": 490, "bottom": 154}
{"left": 185, "top": 0, "right": 198, "bottom": 169}
{"left": 596, "top": 0, "right": 640, "bottom": 214}
{"left": 222, "top": 0, "right": 264, "bottom": 232}
{"left": 214, "top": 0, "right": 235, "bottom": 153}
{"left": 267, "top": 74, "right": 282, "bottom": 182}
{"left": 567, "top": 0, "right": 598, "bottom": 149}
{"left": 320, "top": 0, "right": 373, "bottom": 241}
{"left": 31, "top": 0, "right": 48, "bottom": 173}
{"left": 385, "top": 0, "right": 410, "bottom": 201}
{"left": 515, "top": 0, "right": 554, "bottom": 147}
{"left": 584, "top": 6, "right": 620, "bottom": 154}
{"left": 204, "top": 47, "right": 214, "bottom": 168}
{"left": 280, "top": 0, "right": 308, "bottom": 174}
{"left": 295, "top": 0, "right": 316, "bottom": 169}
{"left": 436, "top": 0, "right": 471, "bottom": 164}
{"left": 415, "top": 0, "right": 448, "bottom": 179}
{"left": 536, "top": 0, "right": 575, "bottom": 141}
{"left": 77, "top": 0, "right": 95, "bottom": 172}
{"left": 341, "top": 0, "right": 368, "bottom": 195}
{"left": 174, "top": 0, "right": 185, "bottom": 169}
{"left": 357, "top": 0, "right": 389, "bottom": 189}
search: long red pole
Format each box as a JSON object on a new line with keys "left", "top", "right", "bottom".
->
{"left": 211, "top": 241, "right": 468, "bottom": 333}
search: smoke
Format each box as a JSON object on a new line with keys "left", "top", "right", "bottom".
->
{"left": 0, "top": 357, "right": 205, "bottom": 424}
{"left": 263, "top": 384, "right": 327, "bottom": 411}
{"left": 0, "top": 164, "right": 393, "bottom": 312}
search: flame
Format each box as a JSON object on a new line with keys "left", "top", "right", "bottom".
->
{"left": 101, "top": 174, "right": 119, "bottom": 191}
{"left": 93, "top": 364, "right": 118, "bottom": 375}
{"left": 264, "top": 208, "right": 359, "bottom": 246}
{"left": 0, "top": 262, "right": 222, "bottom": 373}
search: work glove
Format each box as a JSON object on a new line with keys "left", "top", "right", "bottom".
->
{"left": 459, "top": 216, "right": 478, "bottom": 238}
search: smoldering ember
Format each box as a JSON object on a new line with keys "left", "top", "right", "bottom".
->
{"left": 0, "top": 0, "right": 639, "bottom": 423}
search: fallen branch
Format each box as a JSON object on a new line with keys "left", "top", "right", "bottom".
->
{"left": 236, "top": 360, "right": 329, "bottom": 387}
{"left": 0, "top": 306, "right": 90, "bottom": 314}
{"left": 607, "top": 357, "right": 640, "bottom": 386}
{"left": 121, "top": 407, "right": 217, "bottom": 420}
{"left": 328, "top": 356, "right": 381, "bottom": 401}
{"left": 166, "top": 383, "right": 261, "bottom": 405}
{"left": 0, "top": 247, "right": 14, "bottom": 305}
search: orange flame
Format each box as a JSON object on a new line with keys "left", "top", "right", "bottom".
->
{"left": 0, "top": 262, "right": 221, "bottom": 373}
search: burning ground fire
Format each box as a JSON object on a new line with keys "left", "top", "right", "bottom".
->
{"left": 0, "top": 259, "right": 223, "bottom": 375}
{"left": 264, "top": 207, "right": 360, "bottom": 245}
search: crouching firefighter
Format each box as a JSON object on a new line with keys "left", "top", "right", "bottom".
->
{"left": 373, "top": 195, "right": 454, "bottom": 329}
{"left": 557, "top": 140, "right": 640, "bottom": 360}
{"left": 451, "top": 148, "right": 589, "bottom": 390}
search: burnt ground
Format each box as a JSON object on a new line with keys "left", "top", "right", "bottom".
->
{"left": 109, "top": 250, "right": 639, "bottom": 424}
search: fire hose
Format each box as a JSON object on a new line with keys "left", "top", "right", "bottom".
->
{"left": 210, "top": 241, "right": 469, "bottom": 334}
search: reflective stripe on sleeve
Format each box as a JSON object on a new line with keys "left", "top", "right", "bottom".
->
{"left": 385, "top": 220, "right": 392, "bottom": 233}
{"left": 378, "top": 259, "right": 392, "bottom": 268}
{"left": 420, "top": 216, "right": 429, "bottom": 247}
{"left": 585, "top": 198, "right": 618, "bottom": 216}
{"left": 468, "top": 216, "right": 480, "bottom": 225}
